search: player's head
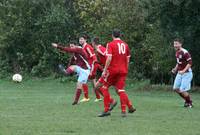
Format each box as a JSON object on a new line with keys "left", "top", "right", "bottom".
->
{"left": 69, "top": 40, "right": 77, "bottom": 47}
{"left": 91, "top": 37, "right": 100, "bottom": 49}
{"left": 79, "top": 34, "right": 88, "bottom": 45}
{"left": 174, "top": 38, "right": 183, "bottom": 51}
{"left": 112, "top": 29, "right": 121, "bottom": 38}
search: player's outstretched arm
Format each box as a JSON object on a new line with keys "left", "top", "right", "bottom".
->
{"left": 52, "top": 43, "right": 87, "bottom": 56}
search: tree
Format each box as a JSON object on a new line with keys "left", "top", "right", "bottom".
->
{"left": 0, "top": 0, "right": 80, "bottom": 77}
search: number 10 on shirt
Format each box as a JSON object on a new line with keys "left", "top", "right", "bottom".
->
{"left": 117, "top": 43, "right": 126, "bottom": 54}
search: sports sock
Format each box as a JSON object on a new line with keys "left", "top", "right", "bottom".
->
{"left": 179, "top": 93, "right": 192, "bottom": 104}
{"left": 82, "top": 84, "right": 89, "bottom": 99}
{"left": 124, "top": 92, "right": 133, "bottom": 108}
{"left": 109, "top": 95, "right": 114, "bottom": 104}
{"left": 119, "top": 91, "right": 129, "bottom": 113}
{"left": 94, "top": 89, "right": 101, "bottom": 99}
{"left": 74, "top": 88, "right": 82, "bottom": 103}
{"left": 101, "top": 88, "right": 111, "bottom": 112}
{"left": 99, "top": 87, "right": 114, "bottom": 104}
{"left": 185, "top": 95, "right": 192, "bottom": 104}
{"left": 98, "top": 86, "right": 104, "bottom": 96}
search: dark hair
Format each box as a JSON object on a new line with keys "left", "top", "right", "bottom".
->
{"left": 174, "top": 38, "right": 183, "bottom": 44}
{"left": 92, "top": 37, "right": 100, "bottom": 45}
{"left": 69, "top": 40, "right": 77, "bottom": 45}
{"left": 79, "top": 33, "right": 89, "bottom": 40}
{"left": 112, "top": 29, "right": 121, "bottom": 38}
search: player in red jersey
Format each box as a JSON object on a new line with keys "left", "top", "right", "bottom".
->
{"left": 98, "top": 29, "right": 136, "bottom": 117}
{"left": 171, "top": 38, "right": 193, "bottom": 108}
{"left": 79, "top": 35, "right": 102, "bottom": 102}
{"left": 92, "top": 37, "right": 107, "bottom": 66}
{"left": 52, "top": 41, "right": 90, "bottom": 105}
{"left": 91, "top": 37, "right": 118, "bottom": 115}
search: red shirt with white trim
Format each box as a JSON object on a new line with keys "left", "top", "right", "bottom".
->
{"left": 106, "top": 39, "right": 130, "bottom": 74}
{"left": 83, "top": 43, "right": 97, "bottom": 66}
{"left": 176, "top": 48, "right": 192, "bottom": 71}
{"left": 96, "top": 45, "right": 107, "bottom": 66}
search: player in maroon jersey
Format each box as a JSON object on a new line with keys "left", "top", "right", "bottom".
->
{"left": 98, "top": 29, "right": 136, "bottom": 117}
{"left": 52, "top": 41, "right": 90, "bottom": 105}
{"left": 79, "top": 35, "right": 102, "bottom": 102}
{"left": 171, "top": 38, "right": 193, "bottom": 108}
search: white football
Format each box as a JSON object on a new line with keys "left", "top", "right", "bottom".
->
{"left": 12, "top": 74, "right": 22, "bottom": 82}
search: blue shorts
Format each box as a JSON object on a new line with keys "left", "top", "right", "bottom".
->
{"left": 173, "top": 71, "right": 193, "bottom": 92}
{"left": 74, "top": 66, "right": 90, "bottom": 84}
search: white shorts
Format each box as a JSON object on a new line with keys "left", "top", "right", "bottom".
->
{"left": 74, "top": 66, "right": 90, "bottom": 84}
{"left": 173, "top": 71, "right": 193, "bottom": 92}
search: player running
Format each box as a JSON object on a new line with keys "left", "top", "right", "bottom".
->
{"left": 91, "top": 37, "right": 118, "bottom": 116}
{"left": 171, "top": 38, "right": 193, "bottom": 108}
{"left": 98, "top": 29, "right": 136, "bottom": 117}
{"left": 52, "top": 41, "right": 90, "bottom": 105}
{"left": 91, "top": 37, "right": 107, "bottom": 68}
{"left": 79, "top": 35, "right": 102, "bottom": 102}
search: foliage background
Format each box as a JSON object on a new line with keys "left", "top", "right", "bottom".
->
{"left": 0, "top": 0, "right": 199, "bottom": 85}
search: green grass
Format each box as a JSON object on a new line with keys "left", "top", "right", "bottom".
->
{"left": 0, "top": 78, "right": 200, "bottom": 135}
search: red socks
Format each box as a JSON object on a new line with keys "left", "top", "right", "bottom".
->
{"left": 94, "top": 89, "right": 101, "bottom": 99}
{"left": 185, "top": 95, "right": 192, "bottom": 104}
{"left": 82, "top": 83, "right": 102, "bottom": 100}
{"left": 179, "top": 93, "right": 192, "bottom": 104}
{"left": 74, "top": 89, "right": 82, "bottom": 103}
{"left": 99, "top": 87, "right": 111, "bottom": 112}
{"left": 98, "top": 87, "right": 104, "bottom": 96}
{"left": 99, "top": 86, "right": 134, "bottom": 113}
{"left": 119, "top": 91, "right": 133, "bottom": 113}
{"left": 82, "top": 84, "right": 89, "bottom": 99}
{"left": 109, "top": 95, "right": 114, "bottom": 104}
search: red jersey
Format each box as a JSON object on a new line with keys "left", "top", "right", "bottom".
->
{"left": 176, "top": 48, "right": 192, "bottom": 71}
{"left": 57, "top": 46, "right": 90, "bottom": 70}
{"left": 106, "top": 39, "right": 130, "bottom": 74}
{"left": 96, "top": 45, "right": 107, "bottom": 66}
{"left": 83, "top": 43, "right": 97, "bottom": 66}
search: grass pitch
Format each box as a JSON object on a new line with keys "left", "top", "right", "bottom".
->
{"left": 0, "top": 79, "right": 200, "bottom": 135}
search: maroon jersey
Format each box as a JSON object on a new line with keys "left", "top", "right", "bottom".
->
{"left": 57, "top": 45, "right": 90, "bottom": 70}
{"left": 83, "top": 43, "right": 97, "bottom": 66}
{"left": 106, "top": 39, "right": 131, "bottom": 74}
{"left": 176, "top": 48, "right": 192, "bottom": 71}
{"left": 96, "top": 45, "right": 107, "bottom": 66}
